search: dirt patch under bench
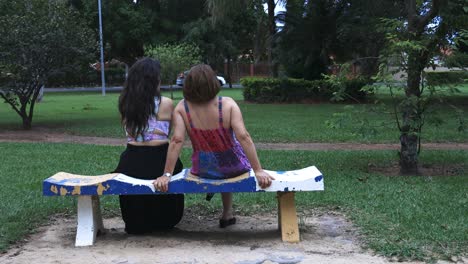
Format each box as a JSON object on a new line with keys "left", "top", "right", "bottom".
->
{"left": 2, "top": 209, "right": 464, "bottom": 264}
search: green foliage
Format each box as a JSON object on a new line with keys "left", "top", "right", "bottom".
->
{"left": 47, "top": 67, "right": 126, "bottom": 87}
{"left": 145, "top": 43, "right": 202, "bottom": 85}
{"left": 241, "top": 77, "right": 370, "bottom": 103}
{"left": 426, "top": 71, "right": 468, "bottom": 86}
{"left": 362, "top": 0, "right": 468, "bottom": 173}
{"left": 444, "top": 51, "right": 468, "bottom": 68}
{"left": 73, "top": 0, "right": 153, "bottom": 64}
{"left": 141, "top": 0, "right": 206, "bottom": 44}
{"left": 0, "top": 0, "right": 96, "bottom": 129}
{"left": 322, "top": 63, "right": 373, "bottom": 102}
{"left": 276, "top": 0, "right": 404, "bottom": 80}
{"left": 276, "top": 0, "right": 335, "bottom": 79}
{"left": 183, "top": 1, "right": 261, "bottom": 76}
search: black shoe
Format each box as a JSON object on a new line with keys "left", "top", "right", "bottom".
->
{"left": 206, "top": 193, "right": 215, "bottom": 201}
{"left": 219, "top": 217, "right": 236, "bottom": 228}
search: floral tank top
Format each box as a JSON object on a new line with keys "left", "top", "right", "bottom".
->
{"left": 126, "top": 97, "right": 169, "bottom": 142}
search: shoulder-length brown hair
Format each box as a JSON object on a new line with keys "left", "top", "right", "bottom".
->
{"left": 183, "top": 64, "right": 220, "bottom": 103}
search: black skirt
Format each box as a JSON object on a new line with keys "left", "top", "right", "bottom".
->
{"left": 114, "top": 143, "right": 184, "bottom": 234}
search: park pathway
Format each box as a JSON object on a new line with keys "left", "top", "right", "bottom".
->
{"left": 1, "top": 129, "right": 468, "bottom": 150}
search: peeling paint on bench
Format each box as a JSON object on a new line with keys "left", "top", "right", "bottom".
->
{"left": 42, "top": 166, "right": 324, "bottom": 246}
{"left": 43, "top": 166, "right": 324, "bottom": 196}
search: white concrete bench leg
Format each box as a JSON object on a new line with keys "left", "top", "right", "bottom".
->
{"left": 277, "top": 192, "right": 300, "bottom": 243}
{"left": 75, "top": 195, "right": 104, "bottom": 247}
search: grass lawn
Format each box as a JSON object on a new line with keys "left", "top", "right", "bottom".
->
{"left": 0, "top": 142, "right": 466, "bottom": 261}
{"left": 0, "top": 87, "right": 467, "bottom": 143}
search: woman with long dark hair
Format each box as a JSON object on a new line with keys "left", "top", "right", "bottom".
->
{"left": 114, "top": 57, "right": 184, "bottom": 234}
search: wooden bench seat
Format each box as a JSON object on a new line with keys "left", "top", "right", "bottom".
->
{"left": 43, "top": 166, "right": 324, "bottom": 246}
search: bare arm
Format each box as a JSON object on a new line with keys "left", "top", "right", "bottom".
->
{"left": 230, "top": 99, "right": 274, "bottom": 188}
{"left": 154, "top": 103, "right": 186, "bottom": 192}
{"left": 156, "top": 96, "right": 173, "bottom": 121}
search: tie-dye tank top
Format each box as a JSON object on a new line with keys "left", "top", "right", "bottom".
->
{"left": 184, "top": 96, "right": 251, "bottom": 179}
{"left": 126, "top": 97, "right": 169, "bottom": 142}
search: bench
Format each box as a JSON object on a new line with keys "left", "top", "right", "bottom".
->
{"left": 43, "top": 166, "right": 324, "bottom": 246}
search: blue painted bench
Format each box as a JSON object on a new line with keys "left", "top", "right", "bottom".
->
{"left": 43, "top": 166, "right": 324, "bottom": 246}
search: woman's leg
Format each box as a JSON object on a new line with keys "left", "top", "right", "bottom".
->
{"left": 221, "top": 192, "right": 234, "bottom": 220}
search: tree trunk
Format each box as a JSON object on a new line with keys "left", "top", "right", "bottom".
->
{"left": 22, "top": 118, "right": 32, "bottom": 130}
{"left": 227, "top": 55, "right": 232, "bottom": 88}
{"left": 20, "top": 108, "right": 32, "bottom": 130}
{"left": 400, "top": 52, "right": 423, "bottom": 174}
{"left": 267, "top": 0, "right": 278, "bottom": 77}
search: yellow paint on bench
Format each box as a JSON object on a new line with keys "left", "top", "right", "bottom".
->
{"left": 72, "top": 186, "right": 81, "bottom": 195}
{"left": 185, "top": 172, "right": 250, "bottom": 185}
{"left": 96, "top": 183, "right": 110, "bottom": 195}
{"left": 60, "top": 187, "right": 69, "bottom": 196}
{"left": 50, "top": 185, "right": 58, "bottom": 194}
{"left": 51, "top": 172, "right": 118, "bottom": 186}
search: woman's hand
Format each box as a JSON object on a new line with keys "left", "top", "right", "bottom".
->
{"left": 254, "top": 170, "right": 275, "bottom": 189}
{"left": 153, "top": 176, "right": 170, "bottom": 192}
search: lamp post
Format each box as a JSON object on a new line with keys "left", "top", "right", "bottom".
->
{"left": 98, "top": 0, "right": 106, "bottom": 96}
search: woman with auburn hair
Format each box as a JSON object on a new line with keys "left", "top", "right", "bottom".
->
{"left": 114, "top": 57, "right": 184, "bottom": 234}
{"left": 154, "top": 64, "right": 274, "bottom": 228}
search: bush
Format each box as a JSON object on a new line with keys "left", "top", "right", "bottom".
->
{"left": 444, "top": 51, "right": 468, "bottom": 68}
{"left": 241, "top": 77, "right": 370, "bottom": 103}
{"left": 340, "top": 78, "right": 371, "bottom": 102}
{"left": 426, "top": 71, "right": 468, "bottom": 86}
{"left": 47, "top": 67, "right": 126, "bottom": 87}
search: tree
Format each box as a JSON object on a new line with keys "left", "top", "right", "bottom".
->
{"left": 367, "top": 0, "right": 468, "bottom": 174}
{"left": 276, "top": 0, "right": 404, "bottom": 80}
{"left": 333, "top": 0, "right": 405, "bottom": 76}
{"left": 206, "top": 0, "right": 277, "bottom": 76}
{"left": 145, "top": 43, "right": 201, "bottom": 98}
{"left": 0, "top": 0, "right": 96, "bottom": 129}
{"left": 185, "top": 1, "right": 261, "bottom": 86}
{"left": 277, "top": 0, "right": 338, "bottom": 80}
{"left": 72, "top": 0, "right": 152, "bottom": 65}
{"left": 444, "top": 29, "right": 468, "bottom": 67}
{"left": 72, "top": 0, "right": 208, "bottom": 65}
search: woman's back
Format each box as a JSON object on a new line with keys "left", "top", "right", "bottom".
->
{"left": 181, "top": 96, "right": 230, "bottom": 130}
{"left": 126, "top": 96, "right": 173, "bottom": 145}
{"left": 181, "top": 96, "right": 251, "bottom": 179}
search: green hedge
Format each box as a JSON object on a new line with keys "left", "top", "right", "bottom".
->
{"left": 426, "top": 71, "right": 468, "bottom": 86}
{"left": 241, "top": 77, "right": 370, "bottom": 103}
{"left": 47, "top": 67, "right": 126, "bottom": 87}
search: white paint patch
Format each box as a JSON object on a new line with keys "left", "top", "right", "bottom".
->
{"left": 255, "top": 166, "right": 324, "bottom": 192}
{"left": 113, "top": 174, "right": 156, "bottom": 192}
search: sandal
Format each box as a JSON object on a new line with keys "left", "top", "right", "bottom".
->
{"left": 219, "top": 217, "right": 236, "bottom": 228}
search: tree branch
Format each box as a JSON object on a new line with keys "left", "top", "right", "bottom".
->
{"left": 418, "top": 0, "right": 443, "bottom": 31}
{"left": 0, "top": 91, "right": 22, "bottom": 117}
{"left": 406, "top": 0, "right": 444, "bottom": 35}
{"left": 406, "top": 0, "right": 417, "bottom": 18}
{"left": 405, "top": 0, "right": 418, "bottom": 29}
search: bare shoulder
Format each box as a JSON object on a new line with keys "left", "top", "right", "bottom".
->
{"left": 221, "top": 96, "right": 237, "bottom": 107}
{"left": 159, "top": 96, "right": 174, "bottom": 110}
{"left": 160, "top": 96, "right": 173, "bottom": 106}
{"left": 174, "top": 100, "right": 185, "bottom": 112}
{"left": 222, "top": 97, "right": 241, "bottom": 113}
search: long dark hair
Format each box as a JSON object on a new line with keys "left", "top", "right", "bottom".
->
{"left": 119, "top": 57, "right": 161, "bottom": 138}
